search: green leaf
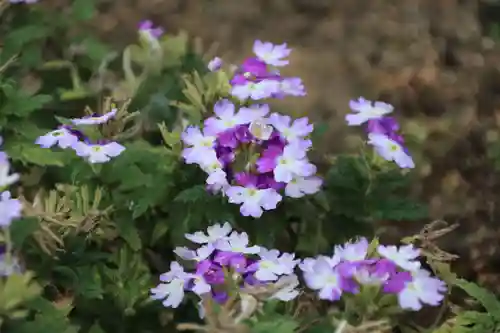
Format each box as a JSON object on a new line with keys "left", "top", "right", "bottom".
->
{"left": 174, "top": 185, "right": 207, "bottom": 203}
{"left": 251, "top": 317, "right": 299, "bottom": 333}
{"left": 81, "top": 37, "right": 111, "bottom": 62}
{"left": 454, "top": 279, "right": 500, "bottom": 320}
{"left": 71, "top": 0, "right": 96, "bottom": 21}
{"left": 10, "top": 217, "right": 40, "bottom": 248}
{"left": 5, "top": 144, "right": 66, "bottom": 167}
{"left": 116, "top": 218, "right": 142, "bottom": 251}
{"left": 150, "top": 220, "right": 169, "bottom": 246}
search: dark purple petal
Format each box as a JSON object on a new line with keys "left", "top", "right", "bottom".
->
{"left": 212, "top": 290, "right": 229, "bottom": 304}
{"left": 217, "top": 129, "right": 239, "bottom": 148}
{"left": 383, "top": 271, "right": 412, "bottom": 294}
{"left": 234, "top": 172, "right": 258, "bottom": 187}
{"left": 234, "top": 125, "right": 254, "bottom": 143}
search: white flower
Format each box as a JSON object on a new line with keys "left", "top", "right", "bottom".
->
{"left": 181, "top": 127, "right": 216, "bottom": 165}
{"left": 270, "top": 274, "right": 301, "bottom": 301}
{"left": 0, "top": 160, "right": 19, "bottom": 188}
{"left": 378, "top": 244, "right": 421, "bottom": 271}
{"left": 252, "top": 249, "right": 297, "bottom": 282}
{"left": 151, "top": 261, "right": 190, "bottom": 308}
{"left": 225, "top": 186, "right": 282, "bottom": 218}
{"left": 73, "top": 141, "right": 125, "bottom": 164}
{"left": 346, "top": 98, "right": 393, "bottom": 126}
{"left": 174, "top": 244, "right": 214, "bottom": 261}
{"left": 397, "top": 269, "right": 447, "bottom": 311}
{"left": 368, "top": 133, "right": 415, "bottom": 169}
{"left": 185, "top": 222, "right": 232, "bottom": 245}
{"left": 215, "top": 231, "right": 260, "bottom": 254}
{"left": 71, "top": 109, "right": 117, "bottom": 125}
{"left": 269, "top": 113, "right": 313, "bottom": 143}
{"left": 274, "top": 144, "right": 316, "bottom": 183}
{"left": 150, "top": 278, "right": 186, "bottom": 308}
{"left": 301, "top": 257, "right": 344, "bottom": 301}
{"left": 285, "top": 176, "right": 322, "bottom": 198}
{"left": 35, "top": 128, "right": 79, "bottom": 149}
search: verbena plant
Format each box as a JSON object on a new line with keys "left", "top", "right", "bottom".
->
{"left": 1, "top": 1, "right": 499, "bottom": 333}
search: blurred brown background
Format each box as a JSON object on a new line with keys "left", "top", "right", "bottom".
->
{"left": 64, "top": 0, "right": 500, "bottom": 290}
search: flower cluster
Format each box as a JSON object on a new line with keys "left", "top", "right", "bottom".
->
{"left": 181, "top": 41, "right": 321, "bottom": 218}
{"left": 35, "top": 109, "right": 125, "bottom": 164}
{"left": 151, "top": 223, "right": 300, "bottom": 311}
{"left": 152, "top": 223, "right": 446, "bottom": 314}
{"left": 182, "top": 99, "right": 322, "bottom": 217}
{"left": 301, "top": 238, "right": 446, "bottom": 311}
{"left": 346, "top": 97, "right": 414, "bottom": 169}
{"left": 230, "top": 40, "right": 306, "bottom": 101}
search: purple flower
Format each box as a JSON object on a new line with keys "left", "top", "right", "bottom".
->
{"left": 213, "top": 251, "right": 248, "bottom": 273}
{"left": 354, "top": 259, "right": 397, "bottom": 285}
{"left": 73, "top": 141, "right": 125, "bottom": 164}
{"left": 138, "top": 20, "right": 164, "bottom": 39}
{"left": 198, "top": 260, "right": 225, "bottom": 285}
{"left": 256, "top": 145, "right": 283, "bottom": 173}
{"left": 35, "top": 127, "right": 79, "bottom": 149}
{"left": 257, "top": 173, "right": 285, "bottom": 191}
{"left": 253, "top": 40, "right": 291, "bottom": 67}
{"left": 367, "top": 117, "right": 405, "bottom": 145}
{"left": 231, "top": 58, "right": 271, "bottom": 84}
{"left": 0, "top": 191, "right": 22, "bottom": 227}
{"left": 212, "top": 290, "right": 229, "bottom": 304}
{"left": 208, "top": 57, "right": 223, "bottom": 71}
{"left": 71, "top": 109, "right": 117, "bottom": 126}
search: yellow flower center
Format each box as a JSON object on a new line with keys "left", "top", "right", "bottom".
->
{"left": 388, "top": 143, "right": 399, "bottom": 152}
